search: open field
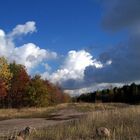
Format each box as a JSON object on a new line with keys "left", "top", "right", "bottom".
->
{"left": 0, "top": 103, "right": 139, "bottom": 140}
{"left": 0, "top": 103, "right": 129, "bottom": 120}
{"left": 29, "top": 105, "right": 140, "bottom": 140}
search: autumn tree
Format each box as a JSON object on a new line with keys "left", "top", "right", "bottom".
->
{"left": 44, "top": 81, "right": 63, "bottom": 105}
{"left": 0, "top": 57, "right": 12, "bottom": 107}
{"left": 44, "top": 80, "right": 70, "bottom": 105}
{"left": 25, "top": 75, "right": 49, "bottom": 107}
{"left": 9, "top": 62, "right": 30, "bottom": 107}
{"left": 0, "top": 79, "right": 7, "bottom": 107}
{"left": 0, "top": 57, "right": 71, "bottom": 108}
{"left": 0, "top": 57, "right": 12, "bottom": 91}
{"left": 0, "top": 80, "right": 7, "bottom": 98}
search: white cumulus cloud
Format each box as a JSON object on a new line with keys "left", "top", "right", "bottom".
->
{"left": 8, "top": 21, "right": 36, "bottom": 38}
{"left": 11, "top": 43, "right": 50, "bottom": 71}
{"left": 42, "top": 50, "right": 103, "bottom": 87}
{"left": 0, "top": 21, "right": 57, "bottom": 73}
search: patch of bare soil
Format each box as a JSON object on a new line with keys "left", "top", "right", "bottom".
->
{"left": 0, "top": 108, "right": 87, "bottom": 137}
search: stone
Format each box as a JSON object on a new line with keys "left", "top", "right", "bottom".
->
{"left": 96, "top": 127, "right": 111, "bottom": 138}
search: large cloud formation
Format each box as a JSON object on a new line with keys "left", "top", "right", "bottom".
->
{"left": 42, "top": 50, "right": 104, "bottom": 89}
{"left": 0, "top": 21, "right": 57, "bottom": 72}
{"left": 102, "top": 0, "right": 140, "bottom": 31}
{"left": 44, "top": 0, "right": 140, "bottom": 95}
{"left": 84, "top": 0, "right": 140, "bottom": 86}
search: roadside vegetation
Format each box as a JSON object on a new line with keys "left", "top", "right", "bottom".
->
{"left": 28, "top": 105, "right": 140, "bottom": 140}
{"left": 0, "top": 103, "right": 128, "bottom": 120}
{"left": 0, "top": 103, "right": 139, "bottom": 140}
{"left": 0, "top": 57, "right": 70, "bottom": 108}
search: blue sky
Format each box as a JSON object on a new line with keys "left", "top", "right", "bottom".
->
{"left": 0, "top": 0, "right": 125, "bottom": 54}
{"left": 0, "top": 0, "right": 140, "bottom": 95}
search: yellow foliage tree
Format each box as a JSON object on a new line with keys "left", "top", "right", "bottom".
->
{"left": 0, "top": 57, "right": 13, "bottom": 90}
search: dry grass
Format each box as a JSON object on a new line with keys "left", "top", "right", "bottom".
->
{"left": 68, "top": 102, "right": 129, "bottom": 112}
{"left": 0, "top": 107, "right": 57, "bottom": 120}
{"left": 0, "top": 103, "right": 139, "bottom": 140}
{"left": 0, "top": 103, "right": 128, "bottom": 120}
{"left": 28, "top": 105, "right": 140, "bottom": 140}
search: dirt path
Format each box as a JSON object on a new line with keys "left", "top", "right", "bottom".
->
{"left": 0, "top": 108, "right": 87, "bottom": 137}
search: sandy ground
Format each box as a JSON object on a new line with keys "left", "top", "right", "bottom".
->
{"left": 0, "top": 108, "right": 87, "bottom": 137}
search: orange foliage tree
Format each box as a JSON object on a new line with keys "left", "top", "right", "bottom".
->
{"left": 0, "top": 57, "right": 71, "bottom": 108}
{"left": 9, "top": 62, "right": 30, "bottom": 107}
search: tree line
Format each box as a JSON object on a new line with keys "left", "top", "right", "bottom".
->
{"left": 75, "top": 83, "right": 140, "bottom": 104}
{"left": 0, "top": 57, "right": 70, "bottom": 108}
